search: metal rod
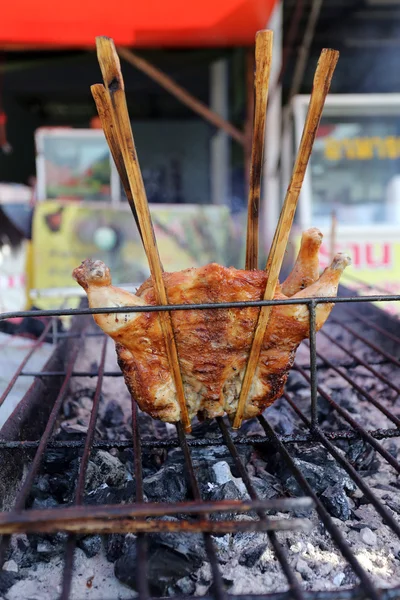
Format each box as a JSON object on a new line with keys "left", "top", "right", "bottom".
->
{"left": 345, "top": 307, "right": 400, "bottom": 346}
{"left": 283, "top": 393, "right": 400, "bottom": 540}
{"left": 258, "top": 415, "right": 380, "bottom": 600}
{"left": 296, "top": 364, "right": 400, "bottom": 474}
{"left": 332, "top": 318, "right": 400, "bottom": 369}
{"left": 0, "top": 329, "right": 85, "bottom": 567}
{"left": 318, "top": 328, "right": 400, "bottom": 395}
{"left": 0, "top": 319, "right": 53, "bottom": 407}
{"left": 60, "top": 336, "right": 108, "bottom": 600}
{"left": 1, "top": 427, "right": 400, "bottom": 452}
{"left": 308, "top": 301, "right": 319, "bottom": 430}
{"left": 20, "top": 371, "right": 123, "bottom": 378}
{"left": 217, "top": 417, "right": 306, "bottom": 600}
{"left": 132, "top": 396, "right": 150, "bottom": 599}
{"left": 0, "top": 293, "right": 399, "bottom": 321}
{"left": 176, "top": 422, "right": 227, "bottom": 600}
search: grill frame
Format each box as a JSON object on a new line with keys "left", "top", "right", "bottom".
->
{"left": 0, "top": 290, "right": 399, "bottom": 600}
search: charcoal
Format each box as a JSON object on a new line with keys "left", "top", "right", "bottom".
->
{"left": 86, "top": 481, "right": 135, "bottom": 505}
{"left": 77, "top": 535, "right": 102, "bottom": 558}
{"left": 48, "top": 459, "right": 79, "bottom": 502}
{"left": 176, "top": 576, "right": 196, "bottom": 595}
{"left": 345, "top": 439, "right": 376, "bottom": 471}
{"left": 239, "top": 543, "right": 268, "bottom": 567}
{"left": 149, "top": 527, "right": 206, "bottom": 566}
{"left": 31, "top": 496, "right": 59, "bottom": 510}
{"left": 36, "top": 539, "right": 54, "bottom": 561}
{"left": 0, "top": 571, "right": 19, "bottom": 594}
{"left": 321, "top": 484, "right": 351, "bottom": 521}
{"left": 30, "top": 475, "right": 50, "bottom": 499}
{"left": 384, "top": 498, "right": 400, "bottom": 515}
{"left": 103, "top": 400, "right": 124, "bottom": 427}
{"left": 278, "top": 445, "right": 356, "bottom": 498}
{"left": 2, "top": 560, "right": 18, "bottom": 573}
{"left": 115, "top": 542, "right": 198, "bottom": 596}
{"left": 106, "top": 534, "right": 126, "bottom": 562}
{"left": 266, "top": 399, "right": 302, "bottom": 436}
{"left": 210, "top": 480, "right": 242, "bottom": 501}
{"left": 42, "top": 448, "right": 76, "bottom": 474}
{"left": 286, "top": 370, "right": 308, "bottom": 392}
{"left": 249, "top": 476, "right": 278, "bottom": 499}
{"left": 143, "top": 464, "right": 187, "bottom": 502}
{"left": 12, "top": 537, "right": 37, "bottom": 569}
{"left": 87, "top": 450, "right": 128, "bottom": 490}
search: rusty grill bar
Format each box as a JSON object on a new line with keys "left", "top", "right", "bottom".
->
{"left": 0, "top": 291, "right": 400, "bottom": 600}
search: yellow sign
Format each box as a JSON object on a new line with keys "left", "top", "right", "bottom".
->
{"left": 31, "top": 201, "right": 245, "bottom": 309}
{"left": 324, "top": 136, "right": 400, "bottom": 161}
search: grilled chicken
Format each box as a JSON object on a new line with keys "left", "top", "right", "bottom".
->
{"left": 73, "top": 228, "right": 350, "bottom": 423}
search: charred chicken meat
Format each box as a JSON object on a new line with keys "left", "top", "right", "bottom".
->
{"left": 73, "top": 228, "right": 350, "bottom": 423}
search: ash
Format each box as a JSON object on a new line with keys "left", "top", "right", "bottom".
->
{"left": 4, "top": 319, "right": 400, "bottom": 599}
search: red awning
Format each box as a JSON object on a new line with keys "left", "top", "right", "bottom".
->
{"left": 0, "top": 0, "right": 278, "bottom": 49}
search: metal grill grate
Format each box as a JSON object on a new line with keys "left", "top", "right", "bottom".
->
{"left": 0, "top": 290, "right": 400, "bottom": 600}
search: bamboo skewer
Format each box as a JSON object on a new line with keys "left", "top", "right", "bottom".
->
{"left": 330, "top": 210, "right": 337, "bottom": 262}
{"left": 233, "top": 48, "right": 339, "bottom": 429}
{"left": 91, "top": 83, "right": 143, "bottom": 243}
{"left": 245, "top": 30, "right": 273, "bottom": 271}
{"left": 95, "top": 36, "right": 191, "bottom": 432}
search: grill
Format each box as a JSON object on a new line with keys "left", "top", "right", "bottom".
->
{"left": 0, "top": 289, "right": 399, "bottom": 600}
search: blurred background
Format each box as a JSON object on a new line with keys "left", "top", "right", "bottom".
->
{"left": 1, "top": 0, "right": 400, "bottom": 312}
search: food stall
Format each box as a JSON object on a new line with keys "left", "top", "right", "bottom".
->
{"left": 283, "top": 94, "right": 400, "bottom": 312}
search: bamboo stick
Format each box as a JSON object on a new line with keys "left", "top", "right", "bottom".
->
{"left": 245, "top": 30, "right": 273, "bottom": 271}
{"left": 117, "top": 45, "right": 245, "bottom": 146}
{"left": 233, "top": 48, "right": 339, "bottom": 429}
{"left": 330, "top": 210, "right": 337, "bottom": 262}
{"left": 91, "top": 83, "right": 142, "bottom": 243}
{"left": 95, "top": 36, "right": 191, "bottom": 432}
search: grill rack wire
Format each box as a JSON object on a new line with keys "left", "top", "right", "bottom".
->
{"left": 0, "top": 291, "right": 399, "bottom": 600}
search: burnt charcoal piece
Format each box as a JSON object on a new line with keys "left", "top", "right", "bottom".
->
{"left": 345, "top": 439, "right": 377, "bottom": 472}
{"left": 77, "top": 535, "right": 102, "bottom": 558}
{"left": 286, "top": 370, "right": 308, "bottom": 393}
{"left": 47, "top": 458, "right": 80, "bottom": 503}
{"left": 42, "top": 448, "right": 77, "bottom": 474}
{"left": 87, "top": 450, "right": 128, "bottom": 490}
{"left": 30, "top": 475, "right": 51, "bottom": 499}
{"left": 176, "top": 576, "right": 196, "bottom": 595}
{"left": 149, "top": 528, "right": 206, "bottom": 567}
{"left": 249, "top": 476, "right": 278, "bottom": 500}
{"left": 239, "top": 543, "right": 269, "bottom": 567}
{"left": 278, "top": 445, "right": 356, "bottom": 495}
{"left": 103, "top": 400, "right": 125, "bottom": 427}
{"left": 275, "top": 444, "right": 355, "bottom": 519}
{"left": 321, "top": 484, "right": 350, "bottom": 521}
{"left": 265, "top": 399, "right": 303, "bottom": 436}
{"left": 114, "top": 545, "right": 137, "bottom": 590}
{"left": 143, "top": 465, "right": 187, "bottom": 502}
{"left": 0, "top": 571, "right": 20, "bottom": 594}
{"left": 106, "top": 534, "right": 126, "bottom": 562}
{"left": 209, "top": 480, "right": 243, "bottom": 520}
{"left": 115, "top": 543, "right": 200, "bottom": 596}
{"left": 31, "top": 496, "right": 59, "bottom": 510}
{"left": 85, "top": 481, "right": 135, "bottom": 506}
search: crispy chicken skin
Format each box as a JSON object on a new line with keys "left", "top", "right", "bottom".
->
{"left": 72, "top": 228, "right": 351, "bottom": 423}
